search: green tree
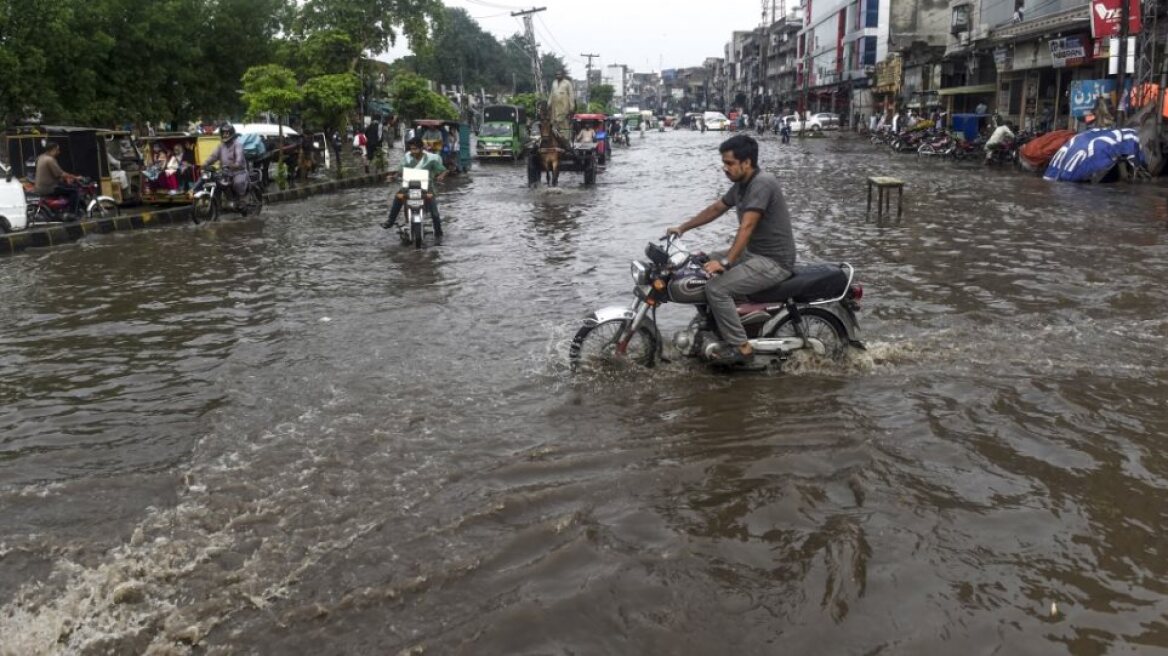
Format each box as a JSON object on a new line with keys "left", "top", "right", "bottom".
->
{"left": 588, "top": 85, "right": 615, "bottom": 111}
{"left": 389, "top": 72, "right": 457, "bottom": 123}
{"left": 301, "top": 72, "right": 360, "bottom": 173}
{"left": 295, "top": 0, "right": 445, "bottom": 59}
{"left": 508, "top": 93, "right": 542, "bottom": 122}
{"left": 412, "top": 8, "right": 509, "bottom": 91}
{"left": 279, "top": 29, "right": 363, "bottom": 79}
{"left": 302, "top": 73, "right": 361, "bottom": 131}
{"left": 241, "top": 64, "right": 303, "bottom": 160}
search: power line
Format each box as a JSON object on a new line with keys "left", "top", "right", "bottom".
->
{"left": 465, "top": 0, "right": 523, "bottom": 11}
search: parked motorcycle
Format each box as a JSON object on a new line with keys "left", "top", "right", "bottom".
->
{"left": 392, "top": 168, "right": 437, "bottom": 248}
{"left": 191, "top": 168, "right": 263, "bottom": 223}
{"left": 569, "top": 235, "right": 865, "bottom": 371}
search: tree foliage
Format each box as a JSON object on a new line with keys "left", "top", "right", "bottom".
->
{"left": 302, "top": 73, "right": 361, "bottom": 132}
{"left": 0, "top": 0, "right": 568, "bottom": 132}
{"left": 241, "top": 65, "right": 304, "bottom": 121}
{"left": 389, "top": 72, "right": 458, "bottom": 122}
{"left": 589, "top": 85, "right": 615, "bottom": 110}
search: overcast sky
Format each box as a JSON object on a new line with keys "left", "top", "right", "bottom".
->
{"left": 385, "top": 0, "right": 779, "bottom": 80}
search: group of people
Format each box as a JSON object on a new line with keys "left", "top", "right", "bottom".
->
{"left": 144, "top": 142, "right": 197, "bottom": 194}
{"left": 31, "top": 122, "right": 252, "bottom": 217}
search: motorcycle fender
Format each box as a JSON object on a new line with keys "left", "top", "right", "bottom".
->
{"left": 760, "top": 304, "right": 862, "bottom": 344}
{"left": 86, "top": 196, "right": 118, "bottom": 213}
{"left": 192, "top": 190, "right": 211, "bottom": 200}
{"left": 581, "top": 305, "right": 635, "bottom": 328}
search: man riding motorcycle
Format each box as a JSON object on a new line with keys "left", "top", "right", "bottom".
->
{"left": 666, "top": 134, "right": 797, "bottom": 369}
{"left": 201, "top": 123, "right": 250, "bottom": 203}
{"left": 382, "top": 136, "right": 448, "bottom": 238}
{"left": 34, "top": 142, "right": 81, "bottom": 216}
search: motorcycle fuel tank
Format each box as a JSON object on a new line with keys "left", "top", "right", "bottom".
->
{"left": 667, "top": 273, "right": 708, "bottom": 304}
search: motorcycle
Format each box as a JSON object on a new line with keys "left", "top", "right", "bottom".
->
{"left": 22, "top": 174, "right": 119, "bottom": 227}
{"left": 191, "top": 168, "right": 263, "bottom": 223}
{"left": 393, "top": 167, "right": 436, "bottom": 248}
{"left": 569, "top": 235, "right": 865, "bottom": 371}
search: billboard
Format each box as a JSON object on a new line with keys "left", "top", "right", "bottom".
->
{"left": 1090, "top": 0, "right": 1141, "bottom": 38}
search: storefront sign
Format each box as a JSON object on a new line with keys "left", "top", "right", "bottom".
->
{"left": 1090, "top": 0, "right": 1142, "bottom": 39}
{"left": 1069, "top": 79, "right": 1114, "bottom": 118}
{"left": 1049, "top": 36, "right": 1091, "bottom": 67}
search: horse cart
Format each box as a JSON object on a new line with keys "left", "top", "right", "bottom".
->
{"left": 527, "top": 108, "right": 600, "bottom": 187}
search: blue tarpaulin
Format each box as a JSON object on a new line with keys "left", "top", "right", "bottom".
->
{"left": 1043, "top": 128, "right": 1144, "bottom": 182}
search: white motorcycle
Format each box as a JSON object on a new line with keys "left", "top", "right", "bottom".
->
{"left": 393, "top": 168, "right": 435, "bottom": 248}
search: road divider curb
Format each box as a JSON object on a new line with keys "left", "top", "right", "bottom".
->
{"left": 1, "top": 171, "right": 387, "bottom": 256}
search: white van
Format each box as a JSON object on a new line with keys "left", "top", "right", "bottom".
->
{"left": 0, "top": 162, "right": 28, "bottom": 232}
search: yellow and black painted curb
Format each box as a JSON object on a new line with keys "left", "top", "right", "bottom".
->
{"left": 1, "top": 171, "right": 388, "bottom": 256}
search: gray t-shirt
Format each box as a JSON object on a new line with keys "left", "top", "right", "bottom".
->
{"left": 720, "top": 170, "right": 796, "bottom": 269}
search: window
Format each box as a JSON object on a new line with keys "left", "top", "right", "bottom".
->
{"left": 863, "top": 36, "right": 877, "bottom": 66}
{"left": 951, "top": 4, "right": 970, "bottom": 33}
{"left": 865, "top": 0, "right": 879, "bottom": 28}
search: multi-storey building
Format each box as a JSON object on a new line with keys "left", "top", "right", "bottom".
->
{"left": 766, "top": 10, "right": 805, "bottom": 113}
{"left": 798, "top": 0, "right": 949, "bottom": 125}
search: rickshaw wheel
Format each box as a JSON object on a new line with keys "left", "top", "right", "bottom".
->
{"left": 0, "top": 217, "right": 10, "bottom": 233}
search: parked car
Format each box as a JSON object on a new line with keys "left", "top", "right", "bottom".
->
{"left": 781, "top": 114, "right": 826, "bottom": 133}
{"left": 703, "top": 111, "right": 730, "bottom": 131}
{"left": 811, "top": 112, "right": 841, "bottom": 129}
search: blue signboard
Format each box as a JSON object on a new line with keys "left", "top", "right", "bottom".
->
{"left": 1069, "top": 79, "right": 1134, "bottom": 118}
{"left": 1069, "top": 80, "right": 1114, "bottom": 118}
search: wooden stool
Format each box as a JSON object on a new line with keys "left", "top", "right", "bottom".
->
{"left": 867, "top": 176, "right": 904, "bottom": 220}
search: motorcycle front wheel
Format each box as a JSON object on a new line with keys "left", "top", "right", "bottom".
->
{"left": 411, "top": 221, "right": 423, "bottom": 248}
{"left": 88, "top": 198, "right": 120, "bottom": 218}
{"left": 569, "top": 319, "right": 657, "bottom": 371}
{"left": 192, "top": 196, "right": 217, "bottom": 223}
{"left": 767, "top": 308, "right": 849, "bottom": 360}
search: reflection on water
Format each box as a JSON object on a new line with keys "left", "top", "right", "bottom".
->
{"left": 1, "top": 132, "right": 1167, "bottom": 654}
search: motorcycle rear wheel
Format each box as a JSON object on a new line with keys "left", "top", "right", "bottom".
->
{"left": 247, "top": 188, "right": 263, "bottom": 216}
{"left": 569, "top": 319, "right": 657, "bottom": 371}
{"left": 767, "top": 309, "right": 849, "bottom": 360}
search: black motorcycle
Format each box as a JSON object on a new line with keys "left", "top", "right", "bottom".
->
{"left": 570, "top": 235, "right": 865, "bottom": 371}
{"left": 191, "top": 168, "right": 263, "bottom": 223}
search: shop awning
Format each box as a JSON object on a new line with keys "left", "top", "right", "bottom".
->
{"left": 938, "top": 84, "right": 997, "bottom": 96}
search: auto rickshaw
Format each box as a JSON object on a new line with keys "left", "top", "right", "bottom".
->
{"left": 571, "top": 113, "right": 609, "bottom": 165}
{"left": 413, "top": 119, "right": 471, "bottom": 174}
{"left": 137, "top": 133, "right": 220, "bottom": 205}
{"left": 5, "top": 125, "right": 141, "bottom": 205}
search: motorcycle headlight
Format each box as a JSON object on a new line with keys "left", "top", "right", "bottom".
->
{"left": 630, "top": 260, "right": 650, "bottom": 286}
{"left": 408, "top": 188, "right": 422, "bottom": 200}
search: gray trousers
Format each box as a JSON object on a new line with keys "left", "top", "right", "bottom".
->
{"left": 705, "top": 251, "right": 791, "bottom": 347}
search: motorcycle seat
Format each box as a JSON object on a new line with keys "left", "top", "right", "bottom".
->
{"left": 746, "top": 263, "right": 848, "bottom": 304}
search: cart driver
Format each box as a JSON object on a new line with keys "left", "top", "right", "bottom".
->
{"left": 574, "top": 122, "right": 597, "bottom": 144}
{"left": 202, "top": 123, "right": 249, "bottom": 201}
{"left": 35, "top": 142, "right": 81, "bottom": 215}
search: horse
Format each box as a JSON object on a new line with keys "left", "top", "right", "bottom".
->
{"left": 536, "top": 118, "right": 562, "bottom": 187}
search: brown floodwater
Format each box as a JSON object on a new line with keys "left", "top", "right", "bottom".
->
{"left": 1, "top": 130, "right": 1167, "bottom": 655}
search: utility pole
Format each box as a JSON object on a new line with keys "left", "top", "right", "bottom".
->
{"left": 1116, "top": 0, "right": 1130, "bottom": 124}
{"left": 581, "top": 52, "right": 600, "bottom": 106}
{"left": 511, "top": 7, "right": 548, "bottom": 94}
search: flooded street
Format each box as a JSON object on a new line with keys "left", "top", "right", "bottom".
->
{"left": 2, "top": 130, "right": 1168, "bottom": 654}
